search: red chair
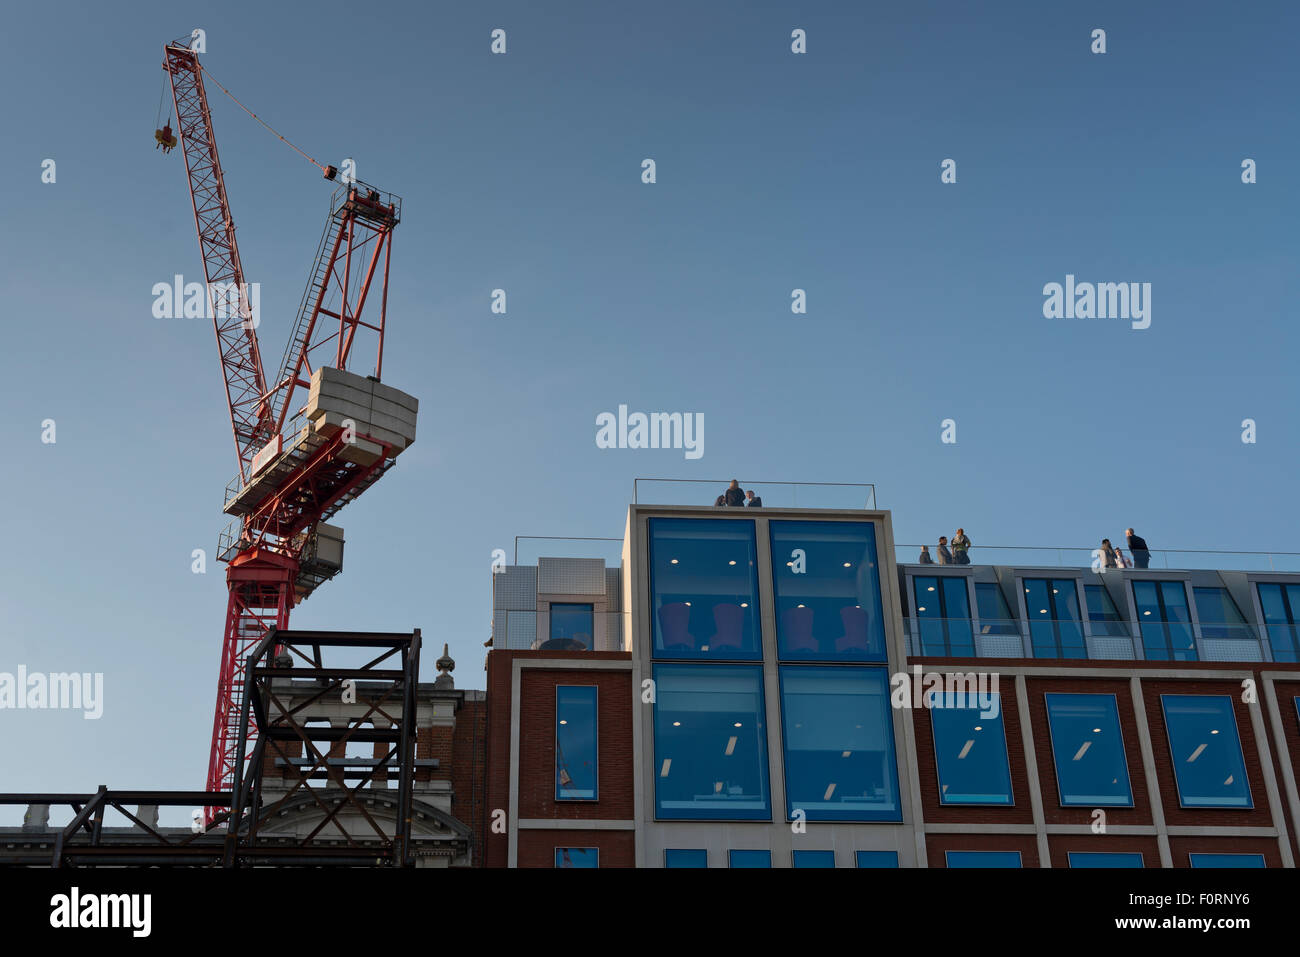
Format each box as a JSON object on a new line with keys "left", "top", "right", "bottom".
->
{"left": 836, "top": 605, "right": 874, "bottom": 654}
{"left": 711, "top": 603, "right": 745, "bottom": 651}
{"left": 782, "top": 606, "right": 818, "bottom": 653}
{"left": 658, "top": 602, "right": 695, "bottom": 652}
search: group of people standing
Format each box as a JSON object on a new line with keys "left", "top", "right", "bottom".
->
{"left": 1100, "top": 528, "right": 1151, "bottom": 569}
{"left": 918, "top": 528, "right": 971, "bottom": 565}
{"left": 713, "top": 479, "right": 762, "bottom": 507}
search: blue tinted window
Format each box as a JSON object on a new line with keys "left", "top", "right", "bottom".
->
{"left": 555, "top": 685, "right": 597, "bottom": 800}
{"left": 649, "top": 518, "right": 761, "bottom": 660}
{"left": 664, "top": 849, "right": 707, "bottom": 868}
{"left": 555, "top": 847, "right": 598, "bottom": 868}
{"left": 945, "top": 851, "right": 1022, "bottom": 868}
{"left": 549, "top": 603, "right": 593, "bottom": 649}
{"left": 1068, "top": 852, "right": 1144, "bottom": 868}
{"left": 855, "top": 851, "right": 899, "bottom": 868}
{"left": 1133, "top": 580, "right": 1197, "bottom": 660}
{"left": 779, "top": 666, "right": 901, "bottom": 821}
{"left": 1189, "top": 853, "right": 1266, "bottom": 868}
{"left": 653, "top": 664, "right": 770, "bottom": 820}
{"left": 975, "top": 583, "right": 1018, "bottom": 636}
{"left": 930, "top": 692, "right": 1013, "bottom": 805}
{"left": 1161, "top": 695, "right": 1252, "bottom": 808}
{"left": 769, "top": 521, "right": 887, "bottom": 662}
{"left": 729, "top": 849, "right": 771, "bottom": 868}
{"left": 1024, "top": 578, "right": 1085, "bottom": 659}
{"left": 1257, "top": 583, "right": 1300, "bottom": 663}
{"left": 913, "top": 575, "right": 974, "bottom": 656}
{"left": 1085, "top": 585, "right": 1129, "bottom": 638}
{"left": 792, "top": 850, "right": 836, "bottom": 868}
{"left": 1044, "top": 693, "right": 1133, "bottom": 807}
{"left": 1193, "top": 587, "right": 1253, "bottom": 641}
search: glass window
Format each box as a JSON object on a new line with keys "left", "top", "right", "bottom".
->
{"left": 1193, "top": 587, "right": 1253, "bottom": 641}
{"left": 653, "top": 664, "right": 770, "bottom": 820}
{"left": 1189, "top": 853, "right": 1266, "bottom": 868}
{"left": 555, "top": 685, "right": 597, "bottom": 801}
{"left": 770, "top": 521, "right": 887, "bottom": 662}
{"left": 778, "top": 666, "right": 901, "bottom": 821}
{"left": 792, "top": 850, "right": 836, "bottom": 868}
{"left": 649, "top": 518, "right": 761, "bottom": 660}
{"left": 930, "top": 691, "right": 1013, "bottom": 805}
{"left": 1257, "top": 583, "right": 1300, "bottom": 663}
{"left": 945, "top": 851, "right": 1022, "bottom": 868}
{"left": 1024, "top": 578, "right": 1085, "bottom": 659}
{"left": 975, "top": 583, "right": 1018, "bottom": 636}
{"left": 729, "top": 850, "right": 771, "bottom": 868}
{"left": 1085, "top": 584, "right": 1129, "bottom": 638}
{"left": 548, "top": 603, "right": 593, "bottom": 650}
{"left": 912, "top": 575, "right": 974, "bottom": 656}
{"left": 1067, "top": 852, "right": 1144, "bottom": 868}
{"left": 1044, "top": 693, "right": 1133, "bottom": 807}
{"left": 555, "top": 847, "right": 598, "bottom": 868}
{"left": 1160, "top": 695, "right": 1252, "bottom": 808}
{"left": 1132, "top": 580, "right": 1197, "bottom": 660}
{"left": 664, "top": 849, "right": 707, "bottom": 868}
{"left": 855, "top": 851, "right": 899, "bottom": 868}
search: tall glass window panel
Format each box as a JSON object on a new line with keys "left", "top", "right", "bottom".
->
{"left": 770, "top": 521, "right": 887, "bottom": 662}
{"left": 1193, "top": 587, "right": 1253, "bottom": 642}
{"left": 1024, "top": 578, "right": 1085, "bottom": 658}
{"left": 649, "top": 518, "right": 761, "bottom": 660}
{"left": 1160, "top": 695, "right": 1252, "bottom": 808}
{"left": 1044, "top": 693, "right": 1133, "bottom": 807}
{"left": 975, "top": 582, "right": 1018, "bottom": 636}
{"left": 653, "top": 664, "right": 770, "bottom": 820}
{"left": 855, "top": 851, "right": 899, "bottom": 868}
{"left": 664, "top": 849, "right": 707, "bottom": 868}
{"left": 1257, "top": 583, "right": 1300, "bottom": 663}
{"left": 912, "top": 576, "right": 974, "bottom": 657}
{"left": 1068, "top": 852, "right": 1143, "bottom": 868}
{"left": 792, "top": 850, "right": 836, "bottom": 868}
{"left": 945, "top": 851, "right": 1022, "bottom": 868}
{"left": 930, "top": 691, "right": 1013, "bottom": 805}
{"left": 555, "top": 848, "right": 598, "bottom": 868}
{"left": 549, "top": 603, "right": 593, "bottom": 649}
{"left": 778, "top": 666, "right": 901, "bottom": 822}
{"left": 729, "top": 850, "right": 771, "bottom": 868}
{"left": 1132, "top": 580, "right": 1197, "bottom": 660}
{"left": 555, "top": 685, "right": 597, "bottom": 801}
{"left": 1189, "top": 853, "right": 1266, "bottom": 868}
{"left": 1085, "top": 584, "right": 1129, "bottom": 638}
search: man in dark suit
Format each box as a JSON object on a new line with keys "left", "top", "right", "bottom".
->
{"left": 1126, "top": 528, "right": 1150, "bottom": 569}
{"left": 724, "top": 479, "right": 745, "bottom": 507}
{"left": 745, "top": 490, "right": 763, "bottom": 507}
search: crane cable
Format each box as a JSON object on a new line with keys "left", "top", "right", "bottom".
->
{"left": 196, "top": 62, "right": 329, "bottom": 174}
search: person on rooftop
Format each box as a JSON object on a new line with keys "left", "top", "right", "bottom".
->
{"left": 1100, "top": 538, "right": 1119, "bottom": 569}
{"left": 918, "top": 544, "right": 934, "bottom": 565}
{"left": 936, "top": 536, "right": 953, "bottom": 565}
{"left": 1126, "top": 528, "right": 1150, "bottom": 569}
{"left": 745, "top": 489, "right": 763, "bottom": 507}
{"left": 724, "top": 479, "right": 745, "bottom": 507}
{"left": 952, "top": 528, "right": 971, "bottom": 565}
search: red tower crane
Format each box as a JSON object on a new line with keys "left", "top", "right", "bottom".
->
{"left": 161, "top": 38, "right": 417, "bottom": 801}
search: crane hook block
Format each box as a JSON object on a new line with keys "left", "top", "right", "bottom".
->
{"left": 155, "top": 124, "right": 178, "bottom": 153}
{"left": 323, "top": 165, "right": 338, "bottom": 181}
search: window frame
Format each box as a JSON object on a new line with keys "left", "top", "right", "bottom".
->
{"left": 1043, "top": 692, "right": 1135, "bottom": 808}
{"left": 910, "top": 572, "right": 975, "bottom": 656}
{"left": 928, "top": 690, "right": 1014, "bottom": 807}
{"left": 554, "top": 847, "right": 599, "bottom": 868}
{"left": 944, "top": 850, "right": 1023, "bottom": 868}
{"left": 1022, "top": 577, "right": 1086, "bottom": 659}
{"left": 1067, "top": 851, "right": 1144, "bottom": 868}
{"left": 728, "top": 849, "right": 772, "bottom": 868}
{"left": 555, "top": 684, "right": 599, "bottom": 802}
{"left": 664, "top": 848, "right": 708, "bottom": 868}
{"left": 548, "top": 602, "right": 595, "bottom": 650}
{"left": 1159, "top": 694, "right": 1253, "bottom": 810}
{"left": 1132, "top": 579, "right": 1198, "bottom": 661}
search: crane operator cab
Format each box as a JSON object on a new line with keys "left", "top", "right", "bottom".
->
{"left": 155, "top": 122, "right": 177, "bottom": 153}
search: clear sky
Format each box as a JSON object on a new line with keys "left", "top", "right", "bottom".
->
{"left": 1, "top": 0, "right": 1296, "bottom": 814}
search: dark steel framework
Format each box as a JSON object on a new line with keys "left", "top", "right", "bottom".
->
{"left": 0, "top": 629, "right": 421, "bottom": 867}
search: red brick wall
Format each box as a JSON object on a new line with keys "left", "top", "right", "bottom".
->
{"left": 1026, "top": 677, "right": 1153, "bottom": 827}
{"left": 518, "top": 829, "right": 635, "bottom": 868}
{"left": 451, "top": 698, "right": 487, "bottom": 865}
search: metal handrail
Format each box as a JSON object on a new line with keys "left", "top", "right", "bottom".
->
{"left": 634, "top": 477, "right": 877, "bottom": 509}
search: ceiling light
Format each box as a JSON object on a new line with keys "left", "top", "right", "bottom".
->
{"left": 734, "top": 722, "right": 742, "bottom": 728}
{"left": 672, "top": 721, "right": 681, "bottom": 727}
{"left": 729, "top": 560, "right": 737, "bottom": 566}
{"left": 670, "top": 559, "right": 679, "bottom": 565}
{"left": 559, "top": 719, "right": 567, "bottom": 725}
{"left": 740, "top": 602, "right": 749, "bottom": 608}
{"left": 843, "top": 562, "right": 852, "bottom": 568}
{"left": 841, "top": 751, "right": 851, "bottom": 758}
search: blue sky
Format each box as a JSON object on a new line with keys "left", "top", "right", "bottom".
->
{"left": 1, "top": 0, "right": 1296, "bottom": 810}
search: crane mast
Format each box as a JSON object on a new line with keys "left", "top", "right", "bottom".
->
{"left": 161, "top": 39, "right": 415, "bottom": 804}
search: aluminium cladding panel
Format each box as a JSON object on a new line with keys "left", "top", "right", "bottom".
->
{"left": 538, "top": 557, "right": 607, "bottom": 596}
{"left": 603, "top": 612, "right": 625, "bottom": 651}
{"left": 506, "top": 611, "right": 538, "bottom": 649}
{"left": 974, "top": 634, "right": 1024, "bottom": 658}
{"left": 1198, "top": 638, "right": 1265, "bottom": 663}
{"left": 1085, "top": 635, "right": 1137, "bottom": 660}
{"left": 605, "top": 568, "right": 622, "bottom": 610}
{"left": 493, "top": 566, "right": 538, "bottom": 611}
